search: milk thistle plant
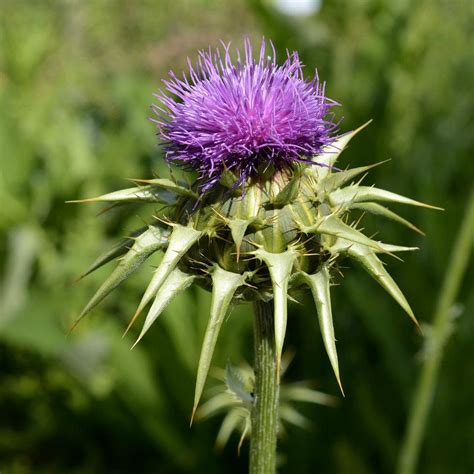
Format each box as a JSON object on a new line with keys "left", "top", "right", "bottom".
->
{"left": 71, "top": 39, "right": 438, "bottom": 473}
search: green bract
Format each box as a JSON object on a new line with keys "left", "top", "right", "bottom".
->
{"left": 72, "top": 123, "right": 440, "bottom": 415}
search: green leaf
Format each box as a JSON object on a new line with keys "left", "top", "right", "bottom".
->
{"left": 312, "top": 121, "right": 372, "bottom": 179}
{"left": 280, "top": 384, "right": 338, "bottom": 406}
{"left": 377, "top": 243, "right": 419, "bottom": 253}
{"left": 219, "top": 169, "right": 239, "bottom": 189}
{"left": 192, "top": 267, "right": 246, "bottom": 419}
{"left": 195, "top": 393, "right": 239, "bottom": 420}
{"left": 346, "top": 244, "right": 418, "bottom": 326}
{"left": 228, "top": 218, "right": 254, "bottom": 259}
{"left": 301, "top": 267, "right": 343, "bottom": 394}
{"left": 131, "top": 267, "right": 195, "bottom": 346}
{"left": 237, "top": 415, "right": 251, "bottom": 454}
{"left": 329, "top": 237, "right": 418, "bottom": 255}
{"left": 302, "top": 215, "right": 384, "bottom": 252}
{"left": 77, "top": 238, "right": 134, "bottom": 281}
{"left": 320, "top": 161, "right": 386, "bottom": 193}
{"left": 254, "top": 248, "right": 298, "bottom": 372}
{"left": 216, "top": 409, "right": 248, "bottom": 449}
{"left": 131, "top": 224, "right": 202, "bottom": 322}
{"left": 68, "top": 185, "right": 177, "bottom": 205}
{"left": 330, "top": 185, "right": 443, "bottom": 210}
{"left": 71, "top": 226, "right": 168, "bottom": 331}
{"left": 130, "top": 177, "right": 197, "bottom": 198}
{"left": 279, "top": 405, "right": 310, "bottom": 429}
{"left": 225, "top": 363, "right": 253, "bottom": 403}
{"left": 77, "top": 226, "right": 168, "bottom": 281}
{"left": 270, "top": 170, "right": 301, "bottom": 207}
{"left": 227, "top": 218, "right": 251, "bottom": 260}
{"left": 349, "top": 201, "right": 424, "bottom": 235}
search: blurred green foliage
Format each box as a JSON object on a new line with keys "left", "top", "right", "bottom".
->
{"left": 0, "top": 0, "right": 472, "bottom": 473}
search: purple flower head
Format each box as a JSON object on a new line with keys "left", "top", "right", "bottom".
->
{"left": 151, "top": 38, "right": 339, "bottom": 191}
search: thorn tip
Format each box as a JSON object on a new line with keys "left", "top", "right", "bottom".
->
{"left": 190, "top": 406, "right": 197, "bottom": 427}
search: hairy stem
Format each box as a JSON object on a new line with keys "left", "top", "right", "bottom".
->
{"left": 397, "top": 188, "right": 474, "bottom": 474}
{"left": 250, "top": 300, "right": 279, "bottom": 474}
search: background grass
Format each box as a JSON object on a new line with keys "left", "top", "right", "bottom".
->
{"left": 0, "top": 0, "right": 472, "bottom": 472}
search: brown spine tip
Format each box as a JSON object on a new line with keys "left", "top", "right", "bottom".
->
{"left": 122, "top": 308, "right": 142, "bottom": 339}
{"left": 189, "top": 405, "right": 197, "bottom": 427}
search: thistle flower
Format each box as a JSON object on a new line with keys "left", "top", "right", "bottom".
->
{"left": 71, "top": 39, "right": 440, "bottom": 422}
{"left": 151, "top": 39, "right": 339, "bottom": 191}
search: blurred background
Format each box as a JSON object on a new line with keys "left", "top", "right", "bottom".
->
{"left": 0, "top": 0, "right": 472, "bottom": 473}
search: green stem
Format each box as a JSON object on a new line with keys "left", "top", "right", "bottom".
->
{"left": 397, "top": 189, "right": 474, "bottom": 474}
{"left": 250, "top": 300, "right": 279, "bottom": 474}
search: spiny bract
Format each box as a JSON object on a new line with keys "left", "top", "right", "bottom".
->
{"left": 71, "top": 123, "right": 440, "bottom": 416}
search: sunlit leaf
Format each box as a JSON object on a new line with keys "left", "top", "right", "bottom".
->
{"left": 216, "top": 408, "right": 248, "bottom": 449}
{"left": 301, "top": 267, "right": 343, "bottom": 394}
{"left": 280, "top": 384, "right": 338, "bottom": 406}
{"left": 253, "top": 248, "right": 298, "bottom": 372}
{"left": 225, "top": 362, "right": 253, "bottom": 403}
{"left": 347, "top": 244, "right": 418, "bottom": 326}
{"left": 320, "top": 161, "right": 386, "bottom": 192}
{"left": 71, "top": 226, "right": 168, "bottom": 330}
{"left": 330, "top": 237, "right": 418, "bottom": 255}
{"left": 130, "top": 177, "right": 197, "bottom": 198}
{"left": 131, "top": 224, "right": 202, "bottom": 322}
{"left": 131, "top": 267, "right": 195, "bottom": 345}
{"left": 349, "top": 201, "right": 425, "bottom": 234}
{"left": 192, "top": 267, "right": 247, "bottom": 419}
{"left": 302, "top": 215, "right": 384, "bottom": 252}
{"left": 330, "top": 185, "right": 442, "bottom": 210}
{"left": 312, "top": 121, "right": 372, "bottom": 179}
{"left": 67, "top": 185, "right": 177, "bottom": 205}
{"left": 279, "top": 405, "right": 310, "bottom": 429}
{"left": 77, "top": 226, "right": 169, "bottom": 281}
